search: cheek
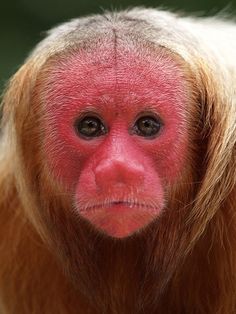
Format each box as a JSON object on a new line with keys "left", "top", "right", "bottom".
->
{"left": 43, "top": 111, "right": 89, "bottom": 188}
{"left": 156, "top": 131, "right": 188, "bottom": 182}
{"left": 136, "top": 118, "right": 188, "bottom": 184}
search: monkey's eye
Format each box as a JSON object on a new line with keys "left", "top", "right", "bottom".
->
{"left": 134, "top": 116, "right": 163, "bottom": 138}
{"left": 75, "top": 116, "right": 106, "bottom": 139}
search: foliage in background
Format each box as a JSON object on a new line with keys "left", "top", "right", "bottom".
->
{"left": 0, "top": 0, "right": 234, "bottom": 93}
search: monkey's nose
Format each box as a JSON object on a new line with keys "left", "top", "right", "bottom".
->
{"left": 94, "top": 158, "right": 145, "bottom": 190}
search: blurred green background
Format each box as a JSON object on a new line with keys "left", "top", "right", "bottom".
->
{"left": 0, "top": 0, "right": 234, "bottom": 93}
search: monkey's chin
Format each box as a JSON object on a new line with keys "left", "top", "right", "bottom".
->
{"left": 79, "top": 203, "right": 161, "bottom": 238}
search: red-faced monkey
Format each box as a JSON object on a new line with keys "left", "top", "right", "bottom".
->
{"left": 0, "top": 7, "right": 236, "bottom": 314}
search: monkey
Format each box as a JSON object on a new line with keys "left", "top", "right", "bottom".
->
{"left": 0, "top": 7, "right": 236, "bottom": 314}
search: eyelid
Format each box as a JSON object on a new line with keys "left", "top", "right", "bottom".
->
{"left": 132, "top": 111, "right": 164, "bottom": 127}
{"left": 74, "top": 111, "right": 107, "bottom": 128}
{"left": 75, "top": 110, "right": 103, "bottom": 122}
{"left": 134, "top": 110, "right": 163, "bottom": 121}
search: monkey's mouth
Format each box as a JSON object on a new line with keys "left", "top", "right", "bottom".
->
{"left": 80, "top": 200, "right": 158, "bottom": 212}
{"left": 78, "top": 200, "right": 161, "bottom": 238}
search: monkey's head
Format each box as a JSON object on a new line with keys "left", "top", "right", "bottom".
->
{"left": 2, "top": 10, "right": 211, "bottom": 241}
{"left": 25, "top": 15, "right": 197, "bottom": 237}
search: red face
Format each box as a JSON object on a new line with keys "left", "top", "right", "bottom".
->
{"left": 42, "top": 44, "right": 189, "bottom": 238}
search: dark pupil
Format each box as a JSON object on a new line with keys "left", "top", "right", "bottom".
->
{"left": 136, "top": 116, "right": 162, "bottom": 137}
{"left": 77, "top": 117, "right": 104, "bottom": 137}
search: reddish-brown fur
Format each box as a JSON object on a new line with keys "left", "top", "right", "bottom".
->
{"left": 0, "top": 9, "right": 236, "bottom": 314}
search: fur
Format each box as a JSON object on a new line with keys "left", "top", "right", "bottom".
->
{"left": 0, "top": 8, "right": 236, "bottom": 314}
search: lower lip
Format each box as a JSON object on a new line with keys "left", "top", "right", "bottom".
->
{"left": 79, "top": 202, "right": 160, "bottom": 238}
